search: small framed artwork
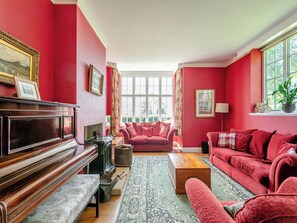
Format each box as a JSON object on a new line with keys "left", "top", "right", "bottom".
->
{"left": 195, "top": 89, "right": 215, "bottom": 117}
{"left": 89, "top": 64, "right": 103, "bottom": 96}
{"left": 0, "top": 30, "right": 39, "bottom": 86}
{"left": 14, "top": 76, "right": 40, "bottom": 100}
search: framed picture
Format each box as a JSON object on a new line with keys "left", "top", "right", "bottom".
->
{"left": 89, "top": 64, "right": 103, "bottom": 96}
{"left": 195, "top": 89, "right": 215, "bottom": 117}
{"left": 14, "top": 76, "right": 40, "bottom": 100}
{"left": 0, "top": 30, "right": 39, "bottom": 85}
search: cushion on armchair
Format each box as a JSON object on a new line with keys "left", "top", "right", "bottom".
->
{"left": 266, "top": 134, "right": 296, "bottom": 161}
{"left": 249, "top": 130, "right": 275, "bottom": 159}
{"left": 235, "top": 194, "right": 297, "bottom": 223}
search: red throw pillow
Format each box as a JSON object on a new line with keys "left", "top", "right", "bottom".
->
{"left": 132, "top": 122, "right": 143, "bottom": 135}
{"left": 235, "top": 134, "right": 252, "bottom": 152}
{"left": 126, "top": 126, "right": 137, "bottom": 138}
{"left": 230, "top": 128, "right": 257, "bottom": 134}
{"left": 125, "top": 122, "right": 132, "bottom": 127}
{"left": 277, "top": 142, "right": 297, "bottom": 157}
{"left": 143, "top": 127, "right": 153, "bottom": 137}
{"left": 249, "top": 130, "right": 275, "bottom": 159}
{"left": 151, "top": 121, "right": 161, "bottom": 136}
{"left": 218, "top": 133, "right": 236, "bottom": 150}
{"left": 159, "top": 122, "right": 170, "bottom": 138}
{"left": 266, "top": 134, "right": 296, "bottom": 161}
{"left": 235, "top": 194, "right": 297, "bottom": 223}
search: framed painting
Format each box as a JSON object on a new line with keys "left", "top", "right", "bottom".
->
{"left": 89, "top": 64, "right": 103, "bottom": 96}
{"left": 0, "top": 30, "right": 39, "bottom": 85}
{"left": 195, "top": 89, "right": 215, "bottom": 117}
{"left": 14, "top": 76, "right": 40, "bottom": 100}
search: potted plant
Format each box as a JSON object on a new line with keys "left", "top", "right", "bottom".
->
{"left": 272, "top": 76, "right": 297, "bottom": 113}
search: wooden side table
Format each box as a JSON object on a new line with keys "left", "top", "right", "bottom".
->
{"left": 112, "top": 137, "right": 124, "bottom": 160}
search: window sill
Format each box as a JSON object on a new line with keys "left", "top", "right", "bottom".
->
{"left": 249, "top": 111, "right": 297, "bottom": 116}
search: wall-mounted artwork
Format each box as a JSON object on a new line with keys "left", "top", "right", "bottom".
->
{"left": 195, "top": 89, "right": 215, "bottom": 117}
{"left": 14, "top": 76, "right": 40, "bottom": 100}
{"left": 0, "top": 30, "right": 39, "bottom": 85}
{"left": 89, "top": 64, "right": 103, "bottom": 96}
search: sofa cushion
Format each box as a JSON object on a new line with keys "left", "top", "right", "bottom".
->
{"left": 218, "top": 133, "right": 236, "bottom": 149}
{"left": 127, "top": 126, "right": 138, "bottom": 138}
{"left": 230, "top": 128, "right": 257, "bottom": 134}
{"left": 230, "top": 156, "right": 270, "bottom": 186}
{"left": 148, "top": 136, "right": 168, "bottom": 145}
{"left": 266, "top": 134, "right": 296, "bottom": 161}
{"left": 277, "top": 142, "right": 297, "bottom": 156}
{"left": 212, "top": 147, "right": 258, "bottom": 163}
{"left": 132, "top": 122, "right": 143, "bottom": 135}
{"left": 235, "top": 194, "right": 297, "bottom": 223}
{"left": 143, "top": 127, "right": 153, "bottom": 137}
{"left": 235, "top": 134, "right": 252, "bottom": 152}
{"left": 159, "top": 122, "right": 170, "bottom": 138}
{"left": 143, "top": 121, "right": 160, "bottom": 136}
{"left": 125, "top": 122, "right": 132, "bottom": 127}
{"left": 129, "top": 135, "right": 148, "bottom": 144}
{"left": 249, "top": 130, "right": 275, "bottom": 159}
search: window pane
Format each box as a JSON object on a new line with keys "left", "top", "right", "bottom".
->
{"left": 266, "top": 64, "right": 275, "bottom": 79}
{"left": 266, "top": 47, "right": 275, "bottom": 64}
{"left": 135, "top": 96, "right": 146, "bottom": 122}
{"left": 266, "top": 79, "right": 275, "bottom": 95}
{"left": 275, "top": 42, "right": 283, "bottom": 61}
{"left": 161, "top": 97, "right": 172, "bottom": 116}
{"left": 121, "top": 77, "right": 133, "bottom": 95}
{"left": 275, "top": 61, "right": 283, "bottom": 76}
{"left": 121, "top": 96, "right": 133, "bottom": 116}
{"left": 148, "top": 97, "right": 159, "bottom": 115}
{"left": 289, "top": 54, "right": 297, "bottom": 74}
{"left": 148, "top": 77, "right": 159, "bottom": 95}
{"left": 135, "top": 77, "right": 146, "bottom": 95}
{"left": 289, "top": 34, "right": 297, "bottom": 55}
{"left": 161, "top": 77, "right": 172, "bottom": 95}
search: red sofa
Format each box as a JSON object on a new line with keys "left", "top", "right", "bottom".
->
{"left": 207, "top": 129, "right": 297, "bottom": 194}
{"left": 120, "top": 121, "right": 178, "bottom": 152}
{"left": 185, "top": 177, "right": 297, "bottom": 223}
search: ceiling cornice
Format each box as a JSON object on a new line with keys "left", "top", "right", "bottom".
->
{"left": 51, "top": 0, "right": 77, "bottom": 4}
{"left": 181, "top": 62, "right": 227, "bottom": 68}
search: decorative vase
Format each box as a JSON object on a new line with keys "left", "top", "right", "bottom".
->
{"left": 282, "top": 104, "right": 296, "bottom": 113}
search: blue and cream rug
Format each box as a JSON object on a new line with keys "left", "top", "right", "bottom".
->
{"left": 116, "top": 156, "right": 254, "bottom": 223}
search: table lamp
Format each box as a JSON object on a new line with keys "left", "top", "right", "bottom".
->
{"left": 215, "top": 103, "right": 229, "bottom": 132}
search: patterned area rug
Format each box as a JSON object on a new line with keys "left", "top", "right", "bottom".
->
{"left": 116, "top": 156, "right": 254, "bottom": 223}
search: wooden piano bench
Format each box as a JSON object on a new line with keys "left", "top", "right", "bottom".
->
{"left": 22, "top": 174, "right": 100, "bottom": 223}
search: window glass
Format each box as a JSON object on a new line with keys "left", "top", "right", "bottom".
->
{"left": 161, "top": 77, "right": 172, "bottom": 95}
{"left": 121, "top": 77, "right": 133, "bottom": 95}
{"left": 148, "top": 77, "right": 159, "bottom": 95}
{"left": 135, "top": 77, "right": 146, "bottom": 95}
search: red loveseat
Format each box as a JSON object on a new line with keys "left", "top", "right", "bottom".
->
{"left": 120, "top": 121, "right": 178, "bottom": 152}
{"left": 185, "top": 177, "right": 297, "bottom": 223}
{"left": 207, "top": 129, "right": 297, "bottom": 195}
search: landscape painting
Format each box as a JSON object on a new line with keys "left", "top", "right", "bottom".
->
{"left": 196, "top": 89, "right": 215, "bottom": 117}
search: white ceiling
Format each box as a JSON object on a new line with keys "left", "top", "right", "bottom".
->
{"left": 77, "top": 0, "right": 297, "bottom": 71}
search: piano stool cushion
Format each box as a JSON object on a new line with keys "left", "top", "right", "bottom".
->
{"left": 22, "top": 174, "right": 100, "bottom": 223}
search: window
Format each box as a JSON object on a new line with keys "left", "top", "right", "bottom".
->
{"left": 264, "top": 33, "right": 297, "bottom": 110}
{"left": 121, "top": 74, "right": 173, "bottom": 123}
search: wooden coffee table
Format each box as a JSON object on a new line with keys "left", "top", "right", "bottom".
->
{"left": 168, "top": 153, "right": 211, "bottom": 194}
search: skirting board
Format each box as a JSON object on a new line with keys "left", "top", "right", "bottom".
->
{"left": 174, "top": 141, "right": 201, "bottom": 153}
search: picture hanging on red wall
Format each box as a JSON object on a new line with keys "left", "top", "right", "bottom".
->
{"left": 0, "top": 30, "right": 39, "bottom": 86}
{"left": 88, "top": 64, "right": 103, "bottom": 96}
{"left": 195, "top": 89, "right": 215, "bottom": 117}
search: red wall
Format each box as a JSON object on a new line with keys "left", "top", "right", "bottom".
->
{"left": 225, "top": 50, "right": 297, "bottom": 134}
{"left": 182, "top": 67, "right": 225, "bottom": 147}
{"left": 76, "top": 7, "right": 106, "bottom": 142}
{"left": 0, "top": 0, "right": 54, "bottom": 100}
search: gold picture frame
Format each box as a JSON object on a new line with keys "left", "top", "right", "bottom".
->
{"left": 89, "top": 64, "right": 103, "bottom": 96}
{"left": 195, "top": 89, "right": 215, "bottom": 117}
{"left": 0, "top": 30, "right": 39, "bottom": 85}
{"left": 14, "top": 76, "right": 40, "bottom": 100}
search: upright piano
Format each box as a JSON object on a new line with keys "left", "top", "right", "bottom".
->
{"left": 0, "top": 97, "right": 98, "bottom": 223}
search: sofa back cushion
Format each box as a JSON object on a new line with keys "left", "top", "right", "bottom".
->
{"left": 235, "top": 194, "right": 297, "bottom": 223}
{"left": 143, "top": 121, "right": 161, "bottom": 136}
{"left": 125, "top": 122, "right": 132, "bottom": 127}
{"left": 249, "top": 130, "right": 275, "bottom": 159}
{"left": 218, "top": 133, "right": 236, "bottom": 150}
{"left": 143, "top": 127, "right": 153, "bottom": 137}
{"left": 159, "top": 122, "right": 170, "bottom": 138}
{"left": 266, "top": 134, "right": 296, "bottom": 161}
{"left": 235, "top": 134, "right": 252, "bottom": 152}
{"left": 127, "top": 126, "right": 138, "bottom": 138}
{"left": 230, "top": 128, "right": 257, "bottom": 134}
{"left": 132, "top": 122, "right": 143, "bottom": 135}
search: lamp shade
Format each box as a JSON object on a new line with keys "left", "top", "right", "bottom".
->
{"left": 215, "top": 103, "right": 229, "bottom": 113}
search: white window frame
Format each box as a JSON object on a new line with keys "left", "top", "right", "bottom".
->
{"left": 121, "top": 71, "right": 173, "bottom": 124}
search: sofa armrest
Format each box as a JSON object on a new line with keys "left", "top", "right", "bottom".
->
{"left": 206, "top": 132, "right": 220, "bottom": 158}
{"left": 185, "top": 178, "right": 235, "bottom": 223}
{"left": 167, "top": 126, "right": 178, "bottom": 145}
{"left": 119, "top": 128, "right": 130, "bottom": 144}
{"left": 269, "top": 154, "right": 297, "bottom": 193}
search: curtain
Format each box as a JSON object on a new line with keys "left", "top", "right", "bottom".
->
{"left": 111, "top": 68, "right": 121, "bottom": 136}
{"left": 174, "top": 69, "right": 182, "bottom": 136}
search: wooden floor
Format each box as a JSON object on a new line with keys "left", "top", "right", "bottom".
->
{"left": 77, "top": 151, "right": 204, "bottom": 223}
